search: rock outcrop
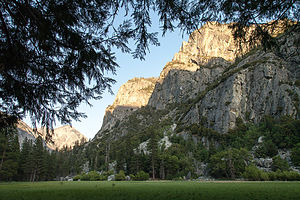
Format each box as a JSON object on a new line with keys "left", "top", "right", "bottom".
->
{"left": 99, "top": 77, "right": 157, "bottom": 134}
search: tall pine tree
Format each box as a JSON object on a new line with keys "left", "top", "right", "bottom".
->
{"left": 31, "top": 136, "right": 45, "bottom": 182}
{"left": 19, "top": 138, "right": 34, "bottom": 181}
{"left": 0, "top": 127, "right": 20, "bottom": 181}
{"left": 148, "top": 128, "right": 159, "bottom": 180}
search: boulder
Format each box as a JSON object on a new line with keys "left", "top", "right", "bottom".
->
{"left": 108, "top": 175, "right": 115, "bottom": 181}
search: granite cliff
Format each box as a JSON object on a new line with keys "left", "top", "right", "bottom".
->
{"left": 98, "top": 77, "right": 157, "bottom": 135}
{"left": 96, "top": 21, "right": 299, "bottom": 139}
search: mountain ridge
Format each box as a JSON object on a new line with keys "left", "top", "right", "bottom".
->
{"left": 17, "top": 121, "right": 87, "bottom": 150}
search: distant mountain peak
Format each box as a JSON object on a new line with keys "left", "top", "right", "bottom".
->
{"left": 17, "top": 121, "right": 87, "bottom": 150}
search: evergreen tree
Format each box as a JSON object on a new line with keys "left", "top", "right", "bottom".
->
{"left": 209, "top": 148, "right": 251, "bottom": 179}
{"left": 292, "top": 143, "right": 300, "bottom": 166}
{"left": 0, "top": 127, "right": 20, "bottom": 181}
{"left": 19, "top": 138, "right": 30, "bottom": 181}
{"left": 30, "top": 136, "right": 45, "bottom": 181}
{"left": 50, "top": 150, "right": 60, "bottom": 179}
{"left": 0, "top": 128, "right": 8, "bottom": 178}
{"left": 148, "top": 128, "right": 159, "bottom": 179}
{"left": 20, "top": 139, "right": 35, "bottom": 181}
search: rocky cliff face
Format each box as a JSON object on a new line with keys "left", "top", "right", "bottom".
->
{"left": 148, "top": 22, "right": 256, "bottom": 109}
{"left": 99, "top": 77, "right": 157, "bottom": 134}
{"left": 155, "top": 22, "right": 252, "bottom": 85}
{"left": 16, "top": 120, "right": 40, "bottom": 147}
{"left": 182, "top": 50, "right": 299, "bottom": 133}
{"left": 148, "top": 22, "right": 300, "bottom": 133}
{"left": 95, "top": 21, "right": 300, "bottom": 138}
{"left": 17, "top": 121, "right": 87, "bottom": 150}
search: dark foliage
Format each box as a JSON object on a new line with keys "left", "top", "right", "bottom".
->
{"left": 0, "top": 0, "right": 159, "bottom": 129}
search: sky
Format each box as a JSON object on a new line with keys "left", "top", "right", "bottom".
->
{"left": 24, "top": 13, "right": 189, "bottom": 140}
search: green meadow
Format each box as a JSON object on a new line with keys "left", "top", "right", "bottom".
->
{"left": 0, "top": 181, "right": 300, "bottom": 200}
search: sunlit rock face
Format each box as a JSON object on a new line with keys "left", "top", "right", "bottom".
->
{"left": 38, "top": 125, "right": 87, "bottom": 150}
{"left": 99, "top": 77, "right": 158, "bottom": 134}
{"left": 148, "top": 22, "right": 249, "bottom": 109}
{"left": 95, "top": 21, "right": 299, "bottom": 139}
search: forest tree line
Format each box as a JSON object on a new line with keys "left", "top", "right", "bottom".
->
{"left": 0, "top": 127, "right": 86, "bottom": 182}
{"left": 1, "top": 115, "right": 300, "bottom": 182}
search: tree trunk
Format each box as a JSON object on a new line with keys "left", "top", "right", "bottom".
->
{"left": 31, "top": 167, "right": 37, "bottom": 182}
{"left": 136, "top": 158, "right": 139, "bottom": 173}
{"left": 152, "top": 157, "right": 155, "bottom": 180}
{"left": 0, "top": 148, "right": 6, "bottom": 172}
{"left": 160, "top": 160, "right": 165, "bottom": 180}
{"left": 228, "top": 155, "right": 235, "bottom": 179}
{"left": 30, "top": 169, "right": 34, "bottom": 182}
{"left": 33, "top": 169, "right": 36, "bottom": 182}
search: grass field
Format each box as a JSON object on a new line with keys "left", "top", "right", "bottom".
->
{"left": 0, "top": 181, "right": 300, "bottom": 200}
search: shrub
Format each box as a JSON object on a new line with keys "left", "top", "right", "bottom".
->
{"left": 284, "top": 171, "right": 300, "bottom": 181}
{"left": 272, "top": 156, "right": 289, "bottom": 171}
{"left": 81, "top": 173, "right": 91, "bottom": 181}
{"left": 291, "top": 143, "right": 300, "bottom": 166}
{"left": 275, "top": 170, "right": 300, "bottom": 181}
{"left": 115, "top": 170, "right": 126, "bottom": 181}
{"left": 242, "top": 165, "right": 262, "bottom": 181}
{"left": 243, "top": 167, "right": 300, "bottom": 181}
{"left": 243, "top": 165, "right": 269, "bottom": 181}
{"left": 88, "top": 171, "right": 101, "bottom": 181}
{"left": 73, "top": 174, "right": 82, "bottom": 181}
{"left": 129, "top": 174, "right": 135, "bottom": 180}
{"left": 172, "top": 177, "right": 184, "bottom": 181}
{"left": 76, "top": 171, "right": 101, "bottom": 181}
{"left": 273, "top": 170, "right": 297, "bottom": 181}
{"left": 134, "top": 171, "right": 149, "bottom": 181}
{"left": 99, "top": 174, "right": 108, "bottom": 181}
{"left": 260, "top": 171, "right": 269, "bottom": 181}
{"left": 268, "top": 171, "right": 277, "bottom": 181}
